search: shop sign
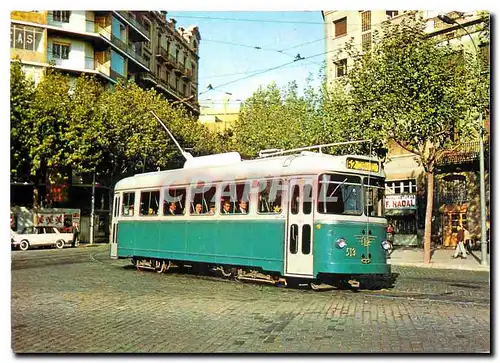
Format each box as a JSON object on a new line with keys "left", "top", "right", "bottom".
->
{"left": 37, "top": 213, "right": 65, "bottom": 227}
{"left": 385, "top": 194, "right": 416, "bottom": 210}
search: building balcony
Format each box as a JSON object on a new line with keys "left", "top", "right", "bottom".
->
{"left": 174, "top": 64, "right": 185, "bottom": 75}
{"left": 182, "top": 68, "right": 193, "bottom": 80}
{"left": 437, "top": 142, "right": 481, "bottom": 165}
{"left": 434, "top": 141, "right": 490, "bottom": 173}
{"left": 156, "top": 46, "right": 168, "bottom": 61}
{"left": 112, "top": 11, "right": 150, "bottom": 42}
{"left": 165, "top": 54, "right": 176, "bottom": 69}
{"left": 93, "top": 24, "right": 149, "bottom": 70}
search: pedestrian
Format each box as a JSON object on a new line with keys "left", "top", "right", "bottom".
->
{"left": 387, "top": 221, "right": 395, "bottom": 249}
{"left": 71, "top": 222, "right": 80, "bottom": 248}
{"left": 463, "top": 225, "right": 472, "bottom": 255}
{"left": 452, "top": 225, "right": 467, "bottom": 259}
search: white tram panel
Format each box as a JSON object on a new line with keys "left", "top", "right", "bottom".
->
{"left": 114, "top": 152, "right": 385, "bottom": 192}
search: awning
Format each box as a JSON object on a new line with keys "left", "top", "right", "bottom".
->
{"left": 385, "top": 209, "right": 416, "bottom": 216}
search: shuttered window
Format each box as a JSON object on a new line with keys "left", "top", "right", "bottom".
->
{"left": 334, "top": 17, "right": 347, "bottom": 37}
{"left": 361, "top": 11, "right": 371, "bottom": 32}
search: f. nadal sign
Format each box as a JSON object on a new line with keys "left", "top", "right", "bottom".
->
{"left": 385, "top": 194, "right": 417, "bottom": 210}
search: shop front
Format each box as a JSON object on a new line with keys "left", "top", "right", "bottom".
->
{"left": 440, "top": 204, "right": 468, "bottom": 248}
{"left": 385, "top": 193, "right": 419, "bottom": 246}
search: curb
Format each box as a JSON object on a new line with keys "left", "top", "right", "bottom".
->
{"left": 389, "top": 261, "right": 490, "bottom": 272}
{"left": 76, "top": 243, "right": 108, "bottom": 248}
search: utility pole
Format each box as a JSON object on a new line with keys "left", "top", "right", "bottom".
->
{"left": 90, "top": 171, "right": 95, "bottom": 245}
{"left": 478, "top": 113, "right": 488, "bottom": 265}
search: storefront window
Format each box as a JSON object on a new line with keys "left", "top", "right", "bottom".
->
{"left": 385, "top": 179, "right": 417, "bottom": 194}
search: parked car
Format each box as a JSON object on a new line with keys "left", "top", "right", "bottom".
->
{"left": 11, "top": 226, "right": 73, "bottom": 251}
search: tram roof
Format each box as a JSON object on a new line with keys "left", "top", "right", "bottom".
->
{"left": 114, "top": 152, "right": 385, "bottom": 191}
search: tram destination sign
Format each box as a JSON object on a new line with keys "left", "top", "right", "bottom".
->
{"left": 346, "top": 158, "right": 379, "bottom": 173}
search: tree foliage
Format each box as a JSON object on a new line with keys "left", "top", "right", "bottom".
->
{"left": 10, "top": 61, "right": 35, "bottom": 182}
{"left": 342, "top": 13, "right": 488, "bottom": 263}
{"left": 344, "top": 14, "right": 487, "bottom": 171}
{"left": 10, "top": 66, "right": 223, "bottom": 191}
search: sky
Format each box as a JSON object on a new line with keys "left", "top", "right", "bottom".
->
{"left": 166, "top": 11, "right": 326, "bottom": 110}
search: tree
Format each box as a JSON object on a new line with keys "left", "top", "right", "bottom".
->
{"left": 10, "top": 61, "right": 35, "bottom": 183}
{"left": 344, "top": 14, "right": 488, "bottom": 263}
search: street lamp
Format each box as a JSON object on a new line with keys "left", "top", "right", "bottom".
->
{"left": 438, "top": 13, "right": 488, "bottom": 266}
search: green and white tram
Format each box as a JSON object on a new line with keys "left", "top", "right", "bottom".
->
{"left": 110, "top": 145, "right": 391, "bottom": 289}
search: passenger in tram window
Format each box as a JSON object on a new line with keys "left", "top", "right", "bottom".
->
{"left": 167, "top": 202, "right": 177, "bottom": 216}
{"left": 193, "top": 203, "right": 203, "bottom": 215}
{"left": 222, "top": 201, "right": 231, "bottom": 214}
{"left": 237, "top": 200, "right": 248, "bottom": 214}
{"left": 206, "top": 204, "right": 216, "bottom": 215}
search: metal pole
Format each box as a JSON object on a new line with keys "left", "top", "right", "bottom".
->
{"left": 478, "top": 113, "right": 488, "bottom": 265}
{"left": 90, "top": 171, "right": 95, "bottom": 245}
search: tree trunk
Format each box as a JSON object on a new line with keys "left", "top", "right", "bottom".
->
{"left": 32, "top": 186, "right": 39, "bottom": 226}
{"left": 108, "top": 184, "right": 114, "bottom": 244}
{"left": 424, "top": 170, "right": 434, "bottom": 264}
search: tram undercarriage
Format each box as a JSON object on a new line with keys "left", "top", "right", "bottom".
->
{"left": 129, "top": 257, "right": 392, "bottom": 291}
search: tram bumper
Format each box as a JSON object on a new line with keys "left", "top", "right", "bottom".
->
{"left": 315, "top": 261, "right": 391, "bottom": 276}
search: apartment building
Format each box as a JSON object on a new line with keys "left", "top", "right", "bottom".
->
{"left": 10, "top": 10, "right": 200, "bottom": 115}
{"left": 10, "top": 10, "right": 202, "bottom": 242}
{"left": 321, "top": 10, "right": 490, "bottom": 248}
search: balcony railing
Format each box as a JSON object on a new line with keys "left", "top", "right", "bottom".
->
{"left": 115, "top": 11, "right": 149, "bottom": 39}
{"left": 46, "top": 56, "right": 97, "bottom": 71}
{"left": 437, "top": 141, "right": 481, "bottom": 165}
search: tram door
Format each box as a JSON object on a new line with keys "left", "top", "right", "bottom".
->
{"left": 110, "top": 194, "right": 120, "bottom": 259}
{"left": 285, "top": 179, "right": 314, "bottom": 276}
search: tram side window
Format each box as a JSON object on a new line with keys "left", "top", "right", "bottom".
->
{"left": 364, "top": 177, "right": 385, "bottom": 217}
{"left": 163, "top": 188, "right": 186, "bottom": 216}
{"left": 317, "top": 174, "right": 362, "bottom": 215}
{"left": 140, "top": 190, "right": 160, "bottom": 216}
{"left": 303, "top": 183, "right": 313, "bottom": 215}
{"left": 221, "top": 182, "right": 251, "bottom": 214}
{"left": 258, "top": 179, "right": 283, "bottom": 214}
{"left": 121, "top": 192, "right": 135, "bottom": 216}
{"left": 190, "top": 186, "right": 217, "bottom": 215}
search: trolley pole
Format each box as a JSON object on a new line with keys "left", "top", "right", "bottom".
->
{"left": 90, "top": 171, "right": 95, "bottom": 245}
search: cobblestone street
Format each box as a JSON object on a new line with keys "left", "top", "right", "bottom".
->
{"left": 11, "top": 246, "right": 490, "bottom": 353}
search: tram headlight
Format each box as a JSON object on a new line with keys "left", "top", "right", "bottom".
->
{"left": 335, "top": 238, "right": 347, "bottom": 249}
{"left": 381, "top": 240, "right": 391, "bottom": 251}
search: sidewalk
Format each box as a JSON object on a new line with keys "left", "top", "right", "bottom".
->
{"left": 389, "top": 247, "right": 490, "bottom": 271}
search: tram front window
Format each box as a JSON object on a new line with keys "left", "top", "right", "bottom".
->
{"left": 318, "top": 174, "right": 362, "bottom": 215}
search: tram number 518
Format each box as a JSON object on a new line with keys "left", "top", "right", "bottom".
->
{"left": 346, "top": 247, "right": 356, "bottom": 257}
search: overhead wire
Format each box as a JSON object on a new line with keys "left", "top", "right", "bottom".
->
{"left": 198, "top": 42, "right": 352, "bottom": 96}
{"left": 166, "top": 14, "right": 328, "bottom": 25}
{"left": 194, "top": 17, "right": 399, "bottom": 80}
